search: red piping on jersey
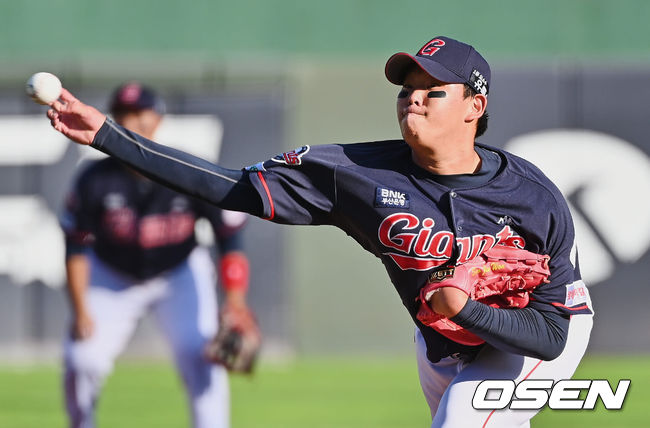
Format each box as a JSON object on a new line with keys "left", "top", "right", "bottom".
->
{"left": 481, "top": 359, "right": 543, "bottom": 428}
{"left": 257, "top": 171, "right": 275, "bottom": 221}
{"left": 550, "top": 302, "right": 590, "bottom": 311}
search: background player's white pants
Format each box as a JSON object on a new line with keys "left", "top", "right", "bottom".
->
{"left": 63, "top": 248, "right": 228, "bottom": 428}
{"left": 416, "top": 312, "right": 593, "bottom": 428}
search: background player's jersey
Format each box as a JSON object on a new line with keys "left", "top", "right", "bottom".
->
{"left": 61, "top": 157, "right": 246, "bottom": 280}
{"left": 247, "top": 141, "right": 593, "bottom": 360}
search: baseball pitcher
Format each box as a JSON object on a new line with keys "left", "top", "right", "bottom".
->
{"left": 46, "top": 37, "right": 593, "bottom": 428}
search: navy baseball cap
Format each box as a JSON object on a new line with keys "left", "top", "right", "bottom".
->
{"left": 385, "top": 36, "right": 490, "bottom": 95}
{"left": 109, "top": 82, "right": 166, "bottom": 115}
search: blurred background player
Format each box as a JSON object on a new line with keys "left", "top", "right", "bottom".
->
{"left": 59, "top": 82, "right": 255, "bottom": 428}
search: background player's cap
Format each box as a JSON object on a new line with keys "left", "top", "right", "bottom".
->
{"left": 385, "top": 36, "right": 490, "bottom": 95}
{"left": 109, "top": 81, "right": 166, "bottom": 115}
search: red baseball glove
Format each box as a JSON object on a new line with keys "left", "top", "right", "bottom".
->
{"left": 204, "top": 303, "right": 261, "bottom": 373}
{"left": 416, "top": 245, "right": 551, "bottom": 346}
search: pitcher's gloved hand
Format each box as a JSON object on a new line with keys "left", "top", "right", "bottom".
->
{"left": 417, "top": 245, "right": 551, "bottom": 345}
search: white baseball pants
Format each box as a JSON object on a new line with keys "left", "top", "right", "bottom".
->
{"left": 63, "top": 247, "right": 228, "bottom": 428}
{"left": 416, "top": 310, "right": 593, "bottom": 428}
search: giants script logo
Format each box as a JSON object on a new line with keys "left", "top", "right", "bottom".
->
{"left": 378, "top": 213, "right": 525, "bottom": 271}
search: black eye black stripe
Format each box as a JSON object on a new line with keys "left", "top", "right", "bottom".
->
{"left": 428, "top": 91, "right": 447, "bottom": 98}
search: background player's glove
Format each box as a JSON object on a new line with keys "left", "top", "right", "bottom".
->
{"left": 204, "top": 303, "right": 261, "bottom": 373}
{"left": 416, "top": 245, "right": 551, "bottom": 346}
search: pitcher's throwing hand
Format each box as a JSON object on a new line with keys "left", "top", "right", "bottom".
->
{"left": 47, "top": 88, "right": 105, "bottom": 145}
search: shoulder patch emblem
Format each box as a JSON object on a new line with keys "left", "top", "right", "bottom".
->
{"left": 271, "top": 145, "right": 310, "bottom": 166}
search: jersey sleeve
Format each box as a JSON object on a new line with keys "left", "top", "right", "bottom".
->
{"left": 197, "top": 201, "right": 248, "bottom": 253}
{"left": 198, "top": 201, "right": 246, "bottom": 237}
{"left": 528, "top": 188, "right": 592, "bottom": 316}
{"left": 246, "top": 145, "right": 339, "bottom": 225}
{"left": 59, "top": 167, "right": 95, "bottom": 257}
{"left": 194, "top": 201, "right": 251, "bottom": 292}
{"left": 92, "top": 119, "right": 263, "bottom": 216}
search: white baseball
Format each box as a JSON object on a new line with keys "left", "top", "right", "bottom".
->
{"left": 25, "top": 72, "right": 62, "bottom": 105}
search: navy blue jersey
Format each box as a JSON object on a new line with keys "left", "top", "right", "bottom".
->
{"left": 91, "top": 120, "right": 592, "bottom": 361}
{"left": 61, "top": 157, "right": 246, "bottom": 280}
{"left": 247, "top": 141, "right": 592, "bottom": 359}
